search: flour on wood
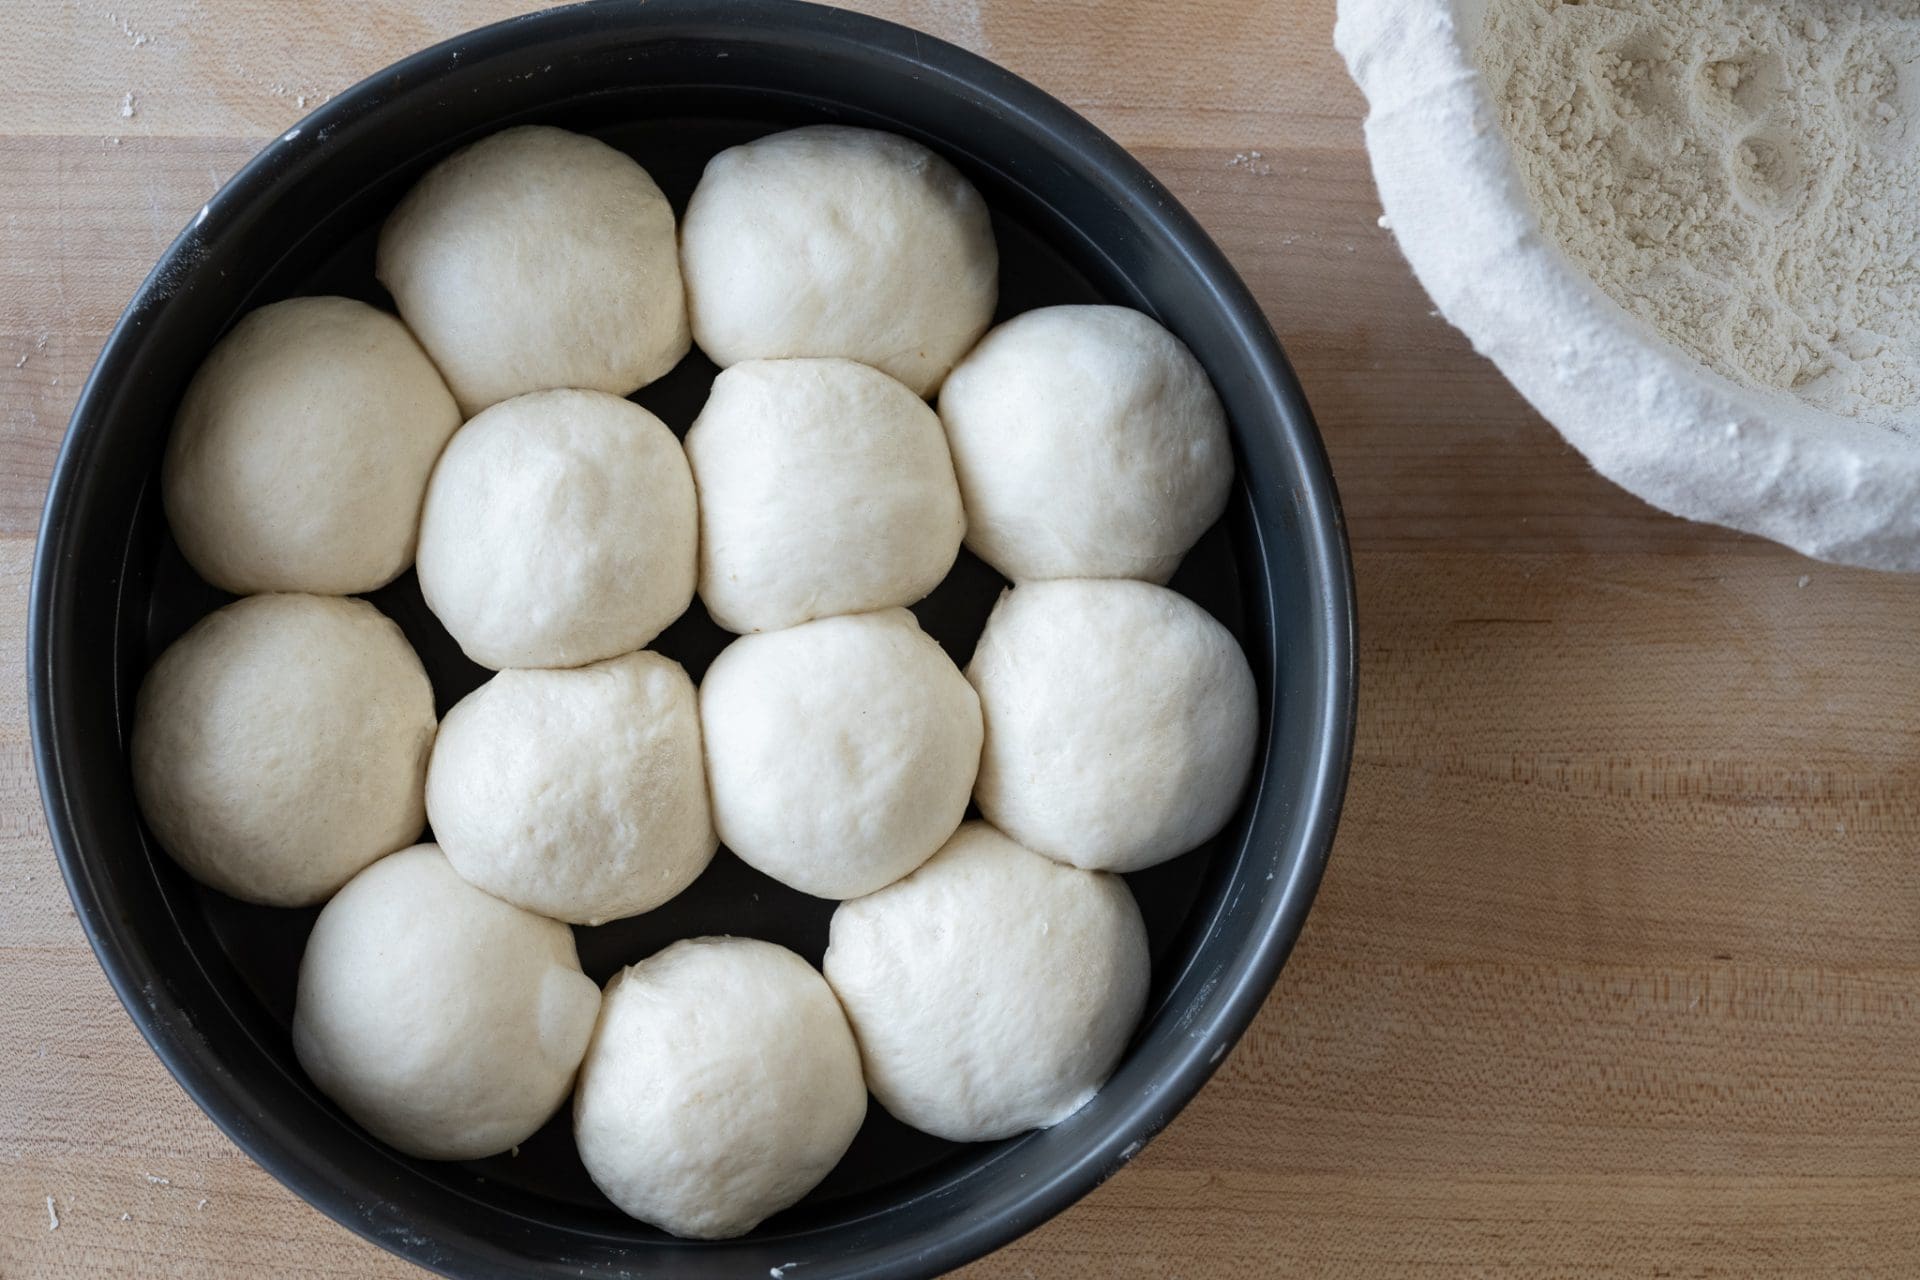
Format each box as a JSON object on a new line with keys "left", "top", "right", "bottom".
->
{"left": 1478, "top": 0, "right": 1920, "bottom": 423}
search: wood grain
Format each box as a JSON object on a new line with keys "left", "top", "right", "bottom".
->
{"left": 6, "top": 1, "right": 1920, "bottom": 1276}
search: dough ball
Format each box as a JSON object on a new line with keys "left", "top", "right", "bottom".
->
{"left": 700, "top": 609, "right": 981, "bottom": 899}
{"left": 162, "top": 296, "right": 460, "bottom": 595}
{"left": 377, "top": 124, "right": 689, "bottom": 415}
{"left": 680, "top": 125, "right": 997, "bottom": 397}
{"left": 938, "top": 305, "right": 1233, "bottom": 583}
{"left": 687, "top": 358, "right": 965, "bottom": 633}
{"left": 824, "top": 822, "right": 1148, "bottom": 1142}
{"left": 415, "top": 388, "right": 697, "bottom": 669}
{"left": 293, "top": 845, "right": 602, "bottom": 1161}
{"left": 573, "top": 937, "right": 866, "bottom": 1239}
{"left": 131, "top": 594, "right": 435, "bottom": 907}
{"left": 968, "top": 579, "right": 1257, "bottom": 873}
{"left": 427, "top": 651, "right": 715, "bottom": 925}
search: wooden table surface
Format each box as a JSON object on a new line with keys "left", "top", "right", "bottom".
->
{"left": 7, "top": 1, "right": 1920, "bottom": 1275}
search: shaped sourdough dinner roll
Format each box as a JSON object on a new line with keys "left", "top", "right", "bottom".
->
{"left": 376, "top": 125, "right": 690, "bottom": 415}
{"left": 427, "top": 651, "right": 715, "bottom": 925}
{"left": 573, "top": 937, "right": 866, "bottom": 1239}
{"left": 686, "top": 358, "right": 966, "bottom": 633}
{"left": 680, "top": 125, "right": 997, "bottom": 396}
{"left": 131, "top": 594, "right": 435, "bottom": 907}
{"left": 824, "top": 822, "right": 1149, "bottom": 1142}
{"left": 938, "top": 305, "right": 1233, "bottom": 584}
{"left": 967, "top": 579, "right": 1258, "bottom": 873}
{"left": 162, "top": 296, "right": 460, "bottom": 595}
{"left": 699, "top": 609, "right": 981, "bottom": 899}
{"left": 415, "top": 389, "right": 697, "bottom": 669}
{"left": 293, "top": 845, "right": 602, "bottom": 1161}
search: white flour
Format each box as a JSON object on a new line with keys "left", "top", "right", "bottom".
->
{"left": 1477, "top": 0, "right": 1920, "bottom": 422}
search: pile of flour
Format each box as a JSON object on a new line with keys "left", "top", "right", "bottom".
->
{"left": 1476, "top": 0, "right": 1920, "bottom": 423}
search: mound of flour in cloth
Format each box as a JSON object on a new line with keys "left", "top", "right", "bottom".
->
{"left": 1478, "top": 0, "right": 1920, "bottom": 423}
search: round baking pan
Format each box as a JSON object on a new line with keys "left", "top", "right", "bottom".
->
{"left": 28, "top": 1, "right": 1356, "bottom": 1275}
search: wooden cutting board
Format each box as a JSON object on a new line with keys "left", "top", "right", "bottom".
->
{"left": 4, "top": 1, "right": 1918, "bottom": 1275}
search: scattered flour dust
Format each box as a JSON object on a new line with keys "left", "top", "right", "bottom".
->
{"left": 1477, "top": 1, "right": 1920, "bottom": 422}
{"left": 108, "top": 11, "right": 153, "bottom": 47}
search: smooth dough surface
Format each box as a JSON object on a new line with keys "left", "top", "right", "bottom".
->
{"left": 415, "top": 388, "right": 697, "bottom": 669}
{"left": 938, "top": 305, "right": 1234, "bottom": 583}
{"left": 699, "top": 609, "right": 981, "bottom": 899}
{"left": 163, "top": 296, "right": 460, "bottom": 595}
{"left": 573, "top": 937, "right": 866, "bottom": 1239}
{"left": 680, "top": 125, "right": 997, "bottom": 397}
{"left": 967, "top": 579, "right": 1258, "bottom": 872}
{"left": 376, "top": 124, "right": 689, "bottom": 415}
{"left": 824, "top": 822, "right": 1149, "bottom": 1142}
{"left": 293, "top": 845, "right": 602, "bottom": 1161}
{"left": 428, "top": 651, "right": 716, "bottom": 925}
{"left": 686, "top": 358, "right": 965, "bottom": 633}
{"left": 131, "top": 593, "right": 435, "bottom": 907}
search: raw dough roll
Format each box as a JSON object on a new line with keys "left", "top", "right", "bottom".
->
{"left": 415, "top": 388, "right": 697, "bottom": 670}
{"left": 938, "top": 305, "right": 1233, "bottom": 584}
{"left": 162, "top": 295, "right": 460, "bottom": 595}
{"left": 377, "top": 124, "right": 690, "bottom": 414}
{"left": 824, "top": 822, "right": 1149, "bottom": 1142}
{"left": 699, "top": 608, "right": 981, "bottom": 899}
{"left": 573, "top": 937, "right": 866, "bottom": 1239}
{"left": 686, "top": 358, "right": 965, "bottom": 633}
{"left": 680, "top": 124, "right": 997, "bottom": 397}
{"left": 293, "top": 845, "right": 602, "bottom": 1161}
{"left": 967, "top": 579, "right": 1258, "bottom": 873}
{"left": 427, "top": 651, "right": 716, "bottom": 925}
{"left": 131, "top": 593, "right": 435, "bottom": 908}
